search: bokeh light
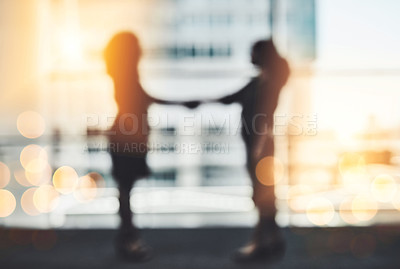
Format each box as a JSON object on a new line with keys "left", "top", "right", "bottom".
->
{"left": 74, "top": 174, "right": 98, "bottom": 202}
{"left": 371, "top": 174, "right": 397, "bottom": 203}
{"left": 351, "top": 195, "right": 377, "bottom": 222}
{"left": 287, "top": 184, "right": 314, "bottom": 212}
{"left": 341, "top": 167, "right": 370, "bottom": 194}
{"left": 21, "top": 188, "right": 40, "bottom": 216}
{"left": 306, "top": 197, "right": 335, "bottom": 226}
{"left": 0, "top": 162, "right": 11, "bottom": 188}
{"left": 14, "top": 169, "right": 32, "bottom": 187}
{"left": 339, "top": 197, "right": 359, "bottom": 225}
{"left": 255, "top": 156, "right": 284, "bottom": 186}
{"left": 20, "top": 144, "right": 48, "bottom": 173}
{"left": 33, "top": 185, "right": 60, "bottom": 213}
{"left": 52, "top": 166, "right": 79, "bottom": 194}
{"left": 74, "top": 172, "right": 105, "bottom": 202}
{"left": 17, "top": 111, "right": 46, "bottom": 139}
{"left": 0, "top": 189, "right": 17, "bottom": 217}
{"left": 25, "top": 163, "right": 52, "bottom": 186}
{"left": 25, "top": 158, "right": 49, "bottom": 175}
{"left": 87, "top": 172, "right": 106, "bottom": 189}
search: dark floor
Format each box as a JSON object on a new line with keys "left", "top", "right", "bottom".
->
{"left": 1, "top": 226, "right": 400, "bottom": 269}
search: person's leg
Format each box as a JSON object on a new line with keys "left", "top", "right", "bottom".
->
{"left": 111, "top": 153, "right": 152, "bottom": 261}
{"left": 249, "top": 161, "right": 283, "bottom": 244}
{"left": 250, "top": 135, "right": 278, "bottom": 223}
{"left": 250, "top": 165, "right": 277, "bottom": 219}
{"left": 234, "top": 137, "right": 285, "bottom": 262}
{"left": 117, "top": 179, "right": 137, "bottom": 239}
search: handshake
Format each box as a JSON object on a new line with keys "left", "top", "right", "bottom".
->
{"left": 182, "top": 100, "right": 201, "bottom": 109}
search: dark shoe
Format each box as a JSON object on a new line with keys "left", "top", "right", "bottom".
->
{"left": 233, "top": 218, "right": 285, "bottom": 263}
{"left": 116, "top": 238, "right": 153, "bottom": 262}
{"left": 233, "top": 238, "right": 285, "bottom": 263}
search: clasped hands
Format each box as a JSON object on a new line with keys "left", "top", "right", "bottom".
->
{"left": 182, "top": 100, "right": 201, "bottom": 109}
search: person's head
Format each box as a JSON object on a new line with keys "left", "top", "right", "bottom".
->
{"left": 250, "top": 39, "right": 279, "bottom": 70}
{"left": 104, "top": 32, "right": 142, "bottom": 79}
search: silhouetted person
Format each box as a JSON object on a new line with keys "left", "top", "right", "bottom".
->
{"left": 104, "top": 32, "right": 197, "bottom": 261}
{"left": 210, "top": 39, "right": 290, "bottom": 262}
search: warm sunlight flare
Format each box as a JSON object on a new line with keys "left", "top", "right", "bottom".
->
{"left": 338, "top": 153, "right": 366, "bottom": 176}
{"left": 58, "top": 29, "right": 84, "bottom": 67}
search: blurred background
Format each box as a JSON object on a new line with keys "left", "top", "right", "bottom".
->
{"left": 1, "top": 0, "right": 400, "bottom": 232}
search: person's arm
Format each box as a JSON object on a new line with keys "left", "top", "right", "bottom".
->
{"left": 143, "top": 78, "right": 253, "bottom": 108}
{"left": 152, "top": 97, "right": 200, "bottom": 109}
{"left": 216, "top": 90, "right": 243, "bottom": 105}
{"left": 144, "top": 91, "right": 201, "bottom": 109}
{"left": 215, "top": 80, "right": 254, "bottom": 105}
{"left": 144, "top": 88, "right": 244, "bottom": 108}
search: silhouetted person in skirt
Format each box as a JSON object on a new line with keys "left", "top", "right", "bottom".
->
{"left": 104, "top": 32, "right": 197, "bottom": 261}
